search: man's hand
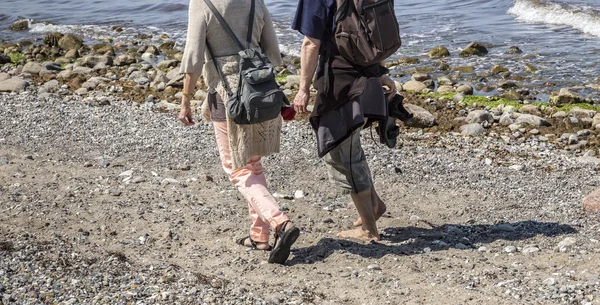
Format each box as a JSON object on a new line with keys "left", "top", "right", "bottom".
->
{"left": 293, "top": 89, "right": 310, "bottom": 114}
{"left": 381, "top": 75, "right": 397, "bottom": 100}
{"left": 294, "top": 36, "right": 321, "bottom": 114}
{"left": 179, "top": 99, "right": 195, "bottom": 126}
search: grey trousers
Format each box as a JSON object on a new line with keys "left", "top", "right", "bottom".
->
{"left": 323, "top": 128, "right": 373, "bottom": 193}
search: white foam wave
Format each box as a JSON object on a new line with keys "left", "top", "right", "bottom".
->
{"left": 508, "top": 0, "right": 600, "bottom": 37}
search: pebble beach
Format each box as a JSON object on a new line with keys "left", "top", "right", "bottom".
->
{"left": 2, "top": 0, "right": 600, "bottom": 304}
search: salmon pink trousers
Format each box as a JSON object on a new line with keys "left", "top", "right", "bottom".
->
{"left": 213, "top": 121, "right": 289, "bottom": 243}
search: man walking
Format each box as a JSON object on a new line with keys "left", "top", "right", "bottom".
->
{"left": 292, "top": 0, "right": 398, "bottom": 242}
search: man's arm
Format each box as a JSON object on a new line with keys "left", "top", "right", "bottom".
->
{"left": 293, "top": 36, "right": 321, "bottom": 113}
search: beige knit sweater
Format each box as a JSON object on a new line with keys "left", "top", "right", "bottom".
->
{"left": 180, "top": 0, "right": 283, "bottom": 169}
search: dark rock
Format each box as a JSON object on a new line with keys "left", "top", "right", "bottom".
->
{"left": 114, "top": 54, "right": 136, "bottom": 66}
{"left": 459, "top": 42, "right": 489, "bottom": 57}
{"left": 43, "top": 32, "right": 64, "bottom": 47}
{"left": 505, "top": 46, "right": 523, "bottom": 54}
{"left": 502, "top": 90, "right": 522, "bottom": 101}
{"left": 9, "top": 20, "right": 29, "bottom": 31}
{"left": 404, "top": 104, "right": 437, "bottom": 128}
{"left": 491, "top": 65, "right": 508, "bottom": 74}
{"left": 0, "top": 54, "right": 11, "bottom": 64}
{"left": 160, "top": 41, "right": 176, "bottom": 52}
{"left": 549, "top": 88, "right": 586, "bottom": 106}
{"left": 58, "top": 34, "right": 83, "bottom": 51}
{"left": 428, "top": 46, "right": 450, "bottom": 58}
{"left": 397, "top": 56, "right": 419, "bottom": 65}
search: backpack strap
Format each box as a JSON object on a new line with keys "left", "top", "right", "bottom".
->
{"left": 203, "top": 0, "right": 245, "bottom": 51}
{"left": 206, "top": 41, "right": 234, "bottom": 96}
{"left": 246, "top": 0, "right": 255, "bottom": 49}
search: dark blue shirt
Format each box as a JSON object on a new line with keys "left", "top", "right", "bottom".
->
{"left": 292, "top": 0, "right": 336, "bottom": 49}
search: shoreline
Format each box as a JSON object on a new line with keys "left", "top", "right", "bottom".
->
{"left": 2, "top": 29, "right": 600, "bottom": 155}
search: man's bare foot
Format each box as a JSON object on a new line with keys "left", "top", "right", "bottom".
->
{"left": 336, "top": 228, "right": 380, "bottom": 242}
{"left": 353, "top": 201, "right": 387, "bottom": 227}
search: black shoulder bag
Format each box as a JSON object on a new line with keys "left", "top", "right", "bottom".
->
{"left": 204, "top": 0, "right": 287, "bottom": 125}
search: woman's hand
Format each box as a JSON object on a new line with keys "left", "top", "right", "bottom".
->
{"left": 381, "top": 75, "right": 397, "bottom": 101}
{"left": 179, "top": 97, "right": 195, "bottom": 126}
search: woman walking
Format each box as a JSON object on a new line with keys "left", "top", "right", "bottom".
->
{"left": 178, "top": 0, "right": 299, "bottom": 264}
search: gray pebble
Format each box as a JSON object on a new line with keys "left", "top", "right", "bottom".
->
{"left": 543, "top": 277, "right": 557, "bottom": 286}
{"left": 455, "top": 243, "right": 469, "bottom": 250}
{"left": 131, "top": 176, "right": 146, "bottom": 184}
{"left": 322, "top": 218, "right": 334, "bottom": 224}
{"left": 367, "top": 264, "right": 381, "bottom": 271}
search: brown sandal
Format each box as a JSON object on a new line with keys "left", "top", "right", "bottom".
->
{"left": 236, "top": 236, "right": 272, "bottom": 251}
{"left": 268, "top": 221, "right": 300, "bottom": 264}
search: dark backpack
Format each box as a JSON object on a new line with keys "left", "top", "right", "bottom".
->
{"left": 204, "top": 0, "right": 286, "bottom": 125}
{"left": 334, "top": 0, "right": 402, "bottom": 66}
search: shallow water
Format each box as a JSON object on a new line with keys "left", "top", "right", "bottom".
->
{"left": 1, "top": 0, "right": 599, "bottom": 97}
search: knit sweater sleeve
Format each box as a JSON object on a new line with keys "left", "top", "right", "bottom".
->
{"left": 259, "top": 2, "right": 282, "bottom": 66}
{"left": 180, "top": 0, "right": 207, "bottom": 75}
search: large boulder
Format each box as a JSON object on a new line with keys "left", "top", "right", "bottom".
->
{"left": 459, "top": 42, "right": 488, "bottom": 57}
{"left": 22, "top": 62, "right": 43, "bottom": 75}
{"left": 58, "top": 34, "right": 83, "bottom": 51}
{"left": 593, "top": 113, "right": 600, "bottom": 129}
{"left": 499, "top": 113, "right": 515, "bottom": 126}
{"left": 501, "top": 90, "right": 522, "bottom": 101}
{"left": 402, "top": 80, "right": 427, "bottom": 92}
{"left": 491, "top": 65, "right": 508, "bottom": 74}
{"left": 437, "top": 76, "right": 454, "bottom": 86}
{"left": 81, "top": 55, "right": 114, "bottom": 68}
{"left": 505, "top": 46, "right": 523, "bottom": 54}
{"left": 72, "top": 66, "right": 93, "bottom": 75}
{"left": 397, "top": 57, "right": 419, "bottom": 65}
{"left": 42, "top": 80, "right": 61, "bottom": 92}
{"left": 460, "top": 123, "right": 485, "bottom": 136}
{"left": 403, "top": 104, "right": 437, "bottom": 128}
{"left": 428, "top": 46, "right": 450, "bottom": 58}
{"left": 411, "top": 73, "right": 430, "bottom": 82}
{"left": 9, "top": 20, "right": 29, "bottom": 31}
{"left": 0, "top": 54, "right": 11, "bottom": 65}
{"left": 157, "top": 60, "right": 180, "bottom": 70}
{"left": 456, "top": 84, "right": 473, "bottom": 95}
{"left": 569, "top": 108, "right": 596, "bottom": 120}
{"left": 519, "top": 105, "right": 541, "bottom": 116}
{"left": 436, "top": 85, "right": 454, "bottom": 94}
{"left": 466, "top": 110, "right": 493, "bottom": 124}
{"left": 114, "top": 54, "right": 136, "bottom": 66}
{"left": 0, "top": 73, "right": 10, "bottom": 82}
{"left": 549, "top": 88, "right": 586, "bottom": 106}
{"left": 160, "top": 41, "right": 176, "bottom": 52}
{"left": 515, "top": 114, "right": 551, "bottom": 127}
{"left": 0, "top": 77, "right": 29, "bottom": 93}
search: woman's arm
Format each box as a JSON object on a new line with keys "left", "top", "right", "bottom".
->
{"left": 259, "top": 4, "right": 283, "bottom": 66}
{"left": 179, "top": 0, "right": 207, "bottom": 126}
{"left": 180, "top": 0, "right": 207, "bottom": 76}
{"left": 179, "top": 73, "right": 200, "bottom": 126}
